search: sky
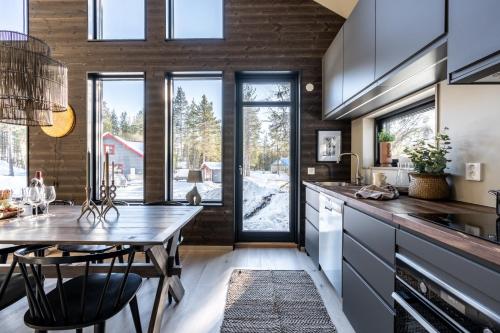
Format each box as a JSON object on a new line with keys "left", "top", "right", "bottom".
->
{"left": 0, "top": 0, "right": 27, "bottom": 33}
{"left": 103, "top": 80, "right": 144, "bottom": 118}
{"left": 171, "top": 0, "right": 223, "bottom": 38}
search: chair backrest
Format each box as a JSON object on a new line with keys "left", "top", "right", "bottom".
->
{"left": 14, "top": 245, "right": 136, "bottom": 324}
{"left": 50, "top": 200, "right": 75, "bottom": 206}
{"left": 0, "top": 245, "right": 26, "bottom": 309}
{"left": 144, "top": 201, "right": 183, "bottom": 206}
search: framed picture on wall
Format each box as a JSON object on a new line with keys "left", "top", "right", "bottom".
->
{"left": 316, "top": 130, "right": 342, "bottom": 162}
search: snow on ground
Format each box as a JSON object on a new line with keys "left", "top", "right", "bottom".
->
{"left": 243, "top": 171, "right": 289, "bottom": 232}
{"left": 173, "top": 180, "right": 222, "bottom": 201}
{"left": 0, "top": 161, "right": 27, "bottom": 194}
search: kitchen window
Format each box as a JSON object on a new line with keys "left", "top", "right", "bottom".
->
{"left": 166, "top": 73, "right": 223, "bottom": 203}
{"left": 166, "top": 0, "right": 224, "bottom": 39}
{"left": 88, "top": 0, "right": 145, "bottom": 40}
{"left": 0, "top": 0, "right": 28, "bottom": 195}
{"left": 376, "top": 98, "right": 436, "bottom": 164}
{"left": 88, "top": 73, "right": 145, "bottom": 201}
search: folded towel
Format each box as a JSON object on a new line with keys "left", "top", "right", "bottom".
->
{"left": 355, "top": 184, "right": 399, "bottom": 200}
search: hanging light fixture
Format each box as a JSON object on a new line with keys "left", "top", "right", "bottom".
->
{"left": 0, "top": 30, "right": 68, "bottom": 126}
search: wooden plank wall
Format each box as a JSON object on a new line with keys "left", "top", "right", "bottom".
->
{"left": 28, "top": 0, "right": 349, "bottom": 245}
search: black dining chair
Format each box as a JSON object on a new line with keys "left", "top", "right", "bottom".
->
{"left": 0, "top": 244, "right": 33, "bottom": 312}
{"left": 15, "top": 245, "right": 142, "bottom": 333}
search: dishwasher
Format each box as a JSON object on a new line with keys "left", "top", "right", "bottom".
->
{"left": 319, "top": 193, "right": 344, "bottom": 296}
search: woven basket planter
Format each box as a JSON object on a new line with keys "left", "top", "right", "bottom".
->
{"left": 408, "top": 173, "right": 450, "bottom": 200}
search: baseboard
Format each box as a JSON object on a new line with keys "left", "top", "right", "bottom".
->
{"left": 179, "top": 245, "right": 233, "bottom": 252}
{"left": 234, "top": 242, "right": 298, "bottom": 249}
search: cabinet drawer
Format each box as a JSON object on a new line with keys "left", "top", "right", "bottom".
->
{"left": 397, "top": 230, "right": 500, "bottom": 305}
{"left": 343, "top": 261, "right": 394, "bottom": 333}
{"left": 305, "top": 203, "right": 319, "bottom": 229}
{"left": 344, "top": 233, "right": 394, "bottom": 306}
{"left": 305, "top": 187, "right": 319, "bottom": 211}
{"left": 305, "top": 220, "right": 319, "bottom": 268}
{"left": 344, "top": 206, "right": 395, "bottom": 265}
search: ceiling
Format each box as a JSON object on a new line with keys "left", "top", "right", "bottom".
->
{"left": 313, "top": 0, "right": 358, "bottom": 18}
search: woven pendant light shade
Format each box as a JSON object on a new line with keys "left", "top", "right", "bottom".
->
{"left": 0, "top": 30, "right": 68, "bottom": 126}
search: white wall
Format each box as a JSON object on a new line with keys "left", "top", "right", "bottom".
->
{"left": 438, "top": 82, "right": 500, "bottom": 207}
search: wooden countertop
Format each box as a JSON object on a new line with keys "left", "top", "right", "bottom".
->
{"left": 303, "top": 181, "right": 500, "bottom": 270}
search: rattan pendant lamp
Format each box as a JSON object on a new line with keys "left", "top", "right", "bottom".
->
{"left": 0, "top": 30, "right": 68, "bottom": 126}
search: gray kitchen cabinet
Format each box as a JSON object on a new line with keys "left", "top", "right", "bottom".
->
{"left": 448, "top": 0, "right": 500, "bottom": 83}
{"left": 305, "top": 219, "right": 319, "bottom": 268}
{"left": 342, "top": 0, "right": 375, "bottom": 102}
{"left": 344, "top": 206, "right": 395, "bottom": 265}
{"left": 322, "top": 27, "right": 343, "bottom": 116}
{"left": 343, "top": 261, "right": 395, "bottom": 333}
{"left": 375, "top": 0, "right": 446, "bottom": 79}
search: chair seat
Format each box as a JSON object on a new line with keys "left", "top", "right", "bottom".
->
{"left": 24, "top": 273, "right": 142, "bottom": 330}
{"left": 57, "top": 244, "right": 114, "bottom": 253}
{"left": 0, "top": 273, "right": 30, "bottom": 311}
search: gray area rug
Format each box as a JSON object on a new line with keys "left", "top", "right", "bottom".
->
{"left": 221, "top": 270, "right": 337, "bottom": 333}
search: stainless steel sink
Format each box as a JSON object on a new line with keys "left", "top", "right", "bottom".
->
{"left": 315, "top": 181, "right": 351, "bottom": 187}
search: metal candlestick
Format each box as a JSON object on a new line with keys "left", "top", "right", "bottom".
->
{"left": 99, "top": 153, "right": 119, "bottom": 219}
{"left": 77, "top": 186, "right": 100, "bottom": 221}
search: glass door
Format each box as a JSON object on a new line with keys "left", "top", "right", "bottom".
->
{"left": 236, "top": 73, "right": 298, "bottom": 242}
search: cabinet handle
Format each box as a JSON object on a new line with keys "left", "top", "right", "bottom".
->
{"left": 392, "top": 292, "right": 440, "bottom": 333}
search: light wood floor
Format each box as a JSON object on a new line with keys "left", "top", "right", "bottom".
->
{"left": 0, "top": 247, "right": 355, "bottom": 333}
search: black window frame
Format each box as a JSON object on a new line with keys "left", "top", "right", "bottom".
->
{"left": 374, "top": 97, "right": 436, "bottom": 166}
{"left": 235, "top": 72, "right": 300, "bottom": 243}
{"left": 88, "top": 72, "right": 146, "bottom": 203}
{"left": 165, "top": 71, "right": 224, "bottom": 205}
{"left": 88, "top": 0, "right": 147, "bottom": 41}
{"left": 166, "top": 0, "right": 225, "bottom": 40}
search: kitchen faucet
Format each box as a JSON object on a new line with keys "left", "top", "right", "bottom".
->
{"left": 488, "top": 190, "right": 500, "bottom": 215}
{"left": 337, "top": 153, "right": 363, "bottom": 186}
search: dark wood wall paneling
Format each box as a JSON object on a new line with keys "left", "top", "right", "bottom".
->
{"left": 28, "top": 0, "right": 348, "bottom": 245}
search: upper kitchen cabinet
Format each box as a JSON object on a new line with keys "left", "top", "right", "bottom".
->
{"left": 342, "top": 0, "right": 375, "bottom": 103}
{"left": 448, "top": 0, "right": 500, "bottom": 83}
{"left": 323, "top": 28, "right": 344, "bottom": 116}
{"left": 375, "top": 0, "right": 446, "bottom": 80}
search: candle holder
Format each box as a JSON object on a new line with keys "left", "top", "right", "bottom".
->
{"left": 77, "top": 186, "right": 100, "bottom": 221}
{"left": 99, "top": 153, "right": 119, "bottom": 219}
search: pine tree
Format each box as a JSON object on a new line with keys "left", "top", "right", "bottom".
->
{"left": 242, "top": 85, "right": 260, "bottom": 176}
{"left": 120, "top": 112, "right": 129, "bottom": 139}
{"left": 110, "top": 109, "right": 119, "bottom": 135}
{"left": 172, "top": 87, "right": 189, "bottom": 168}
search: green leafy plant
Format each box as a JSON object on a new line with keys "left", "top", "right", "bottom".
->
{"left": 403, "top": 129, "right": 452, "bottom": 174}
{"left": 378, "top": 130, "right": 396, "bottom": 142}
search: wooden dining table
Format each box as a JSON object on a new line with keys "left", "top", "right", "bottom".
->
{"left": 0, "top": 205, "right": 203, "bottom": 333}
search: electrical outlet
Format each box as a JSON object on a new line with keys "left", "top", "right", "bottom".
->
{"left": 465, "top": 163, "right": 482, "bottom": 181}
{"left": 307, "top": 167, "right": 316, "bottom": 175}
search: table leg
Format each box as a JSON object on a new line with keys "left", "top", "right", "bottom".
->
{"left": 146, "top": 230, "right": 184, "bottom": 333}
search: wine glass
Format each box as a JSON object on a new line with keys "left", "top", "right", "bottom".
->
{"left": 24, "top": 187, "right": 42, "bottom": 219}
{"left": 44, "top": 186, "right": 56, "bottom": 215}
{"left": 11, "top": 189, "right": 24, "bottom": 219}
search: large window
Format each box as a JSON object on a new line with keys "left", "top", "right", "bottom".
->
{"left": 376, "top": 99, "right": 436, "bottom": 162}
{"left": 88, "top": 0, "right": 145, "bottom": 40}
{"left": 89, "top": 74, "right": 145, "bottom": 201}
{"left": 0, "top": 0, "right": 27, "bottom": 33}
{"left": 167, "top": 0, "right": 223, "bottom": 39}
{"left": 167, "top": 73, "right": 223, "bottom": 202}
{"left": 0, "top": 0, "right": 28, "bottom": 194}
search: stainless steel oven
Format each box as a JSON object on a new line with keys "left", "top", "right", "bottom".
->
{"left": 393, "top": 254, "right": 500, "bottom": 333}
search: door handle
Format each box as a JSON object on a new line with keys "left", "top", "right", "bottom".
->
{"left": 238, "top": 165, "right": 243, "bottom": 176}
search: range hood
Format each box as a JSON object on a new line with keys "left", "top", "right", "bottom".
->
{"left": 326, "top": 40, "right": 447, "bottom": 120}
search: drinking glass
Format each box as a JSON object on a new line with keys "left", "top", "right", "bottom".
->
{"left": 44, "top": 186, "right": 56, "bottom": 215}
{"left": 11, "top": 189, "right": 24, "bottom": 219}
{"left": 24, "top": 187, "right": 43, "bottom": 219}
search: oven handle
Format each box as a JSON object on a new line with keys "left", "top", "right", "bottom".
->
{"left": 392, "top": 292, "right": 440, "bottom": 333}
{"left": 396, "top": 253, "right": 500, "bottom": 324}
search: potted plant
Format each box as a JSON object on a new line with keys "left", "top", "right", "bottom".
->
{"left": 403, "top": 130, "right": 452, "bottom": 200}
{"left": 378, "top": 130, "right": 395, "bottom": 166}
